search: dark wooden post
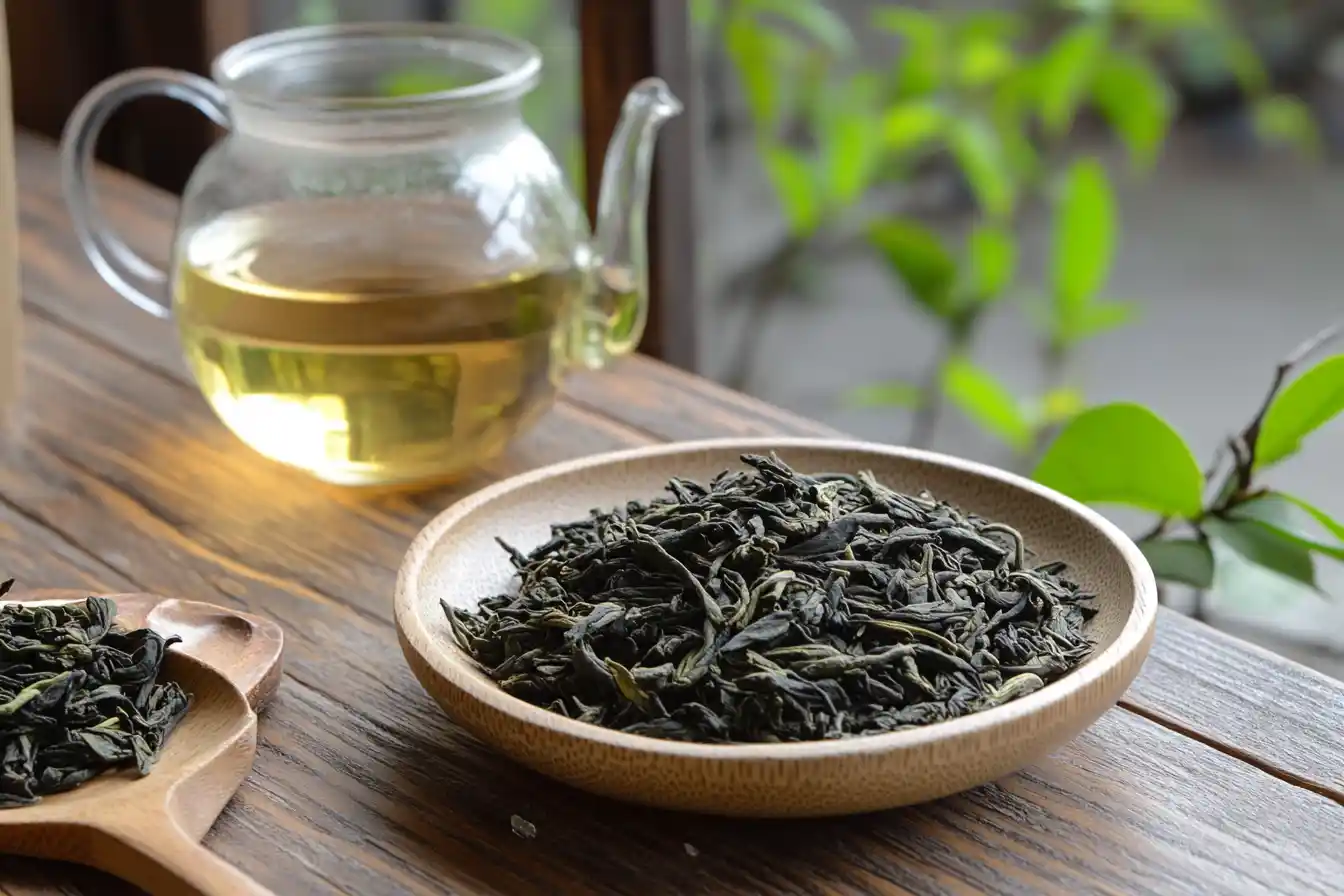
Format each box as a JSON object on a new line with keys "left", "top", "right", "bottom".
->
{"left": 578, "top": 0, "right": 698, "bottom": 371}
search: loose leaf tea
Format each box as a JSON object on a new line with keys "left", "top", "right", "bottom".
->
{"left": 445, "top": 454, "right": 1096, "bottom": 743}
{"left": 0, "top": 583, "right": 190, "bottom": 806}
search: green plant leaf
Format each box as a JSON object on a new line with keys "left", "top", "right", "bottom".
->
{"left": 883, "top": 101, "right": 947, "bottom": 155}
{"left": 822, "top": 111, "right": 883, "bottom": 206}
{"left": 1091, "top": 51, "right": 1174, "bottom": 171}
{"left": 955, "top": 33, "right": 1017, "bottom": 89}
{"left": 1203, "top": 517, "right": 1317, "bottom": 589}
{"left": 750, "top": 0, "right": 854, "bottom": 55}
{"left": 1052, "top": 158, "right": 1116, "bottom": 318}
{"left": 1210, "top": 537, "right": 1322, "bottom": 611}
{"left": 846, "top": 381, "right": 923, "bottom": 409}
{"left": 725, "top": 14, "right": 801, "bottom": 129}
{"left": 948, "top": 118, "right": 1015, "bottom": 219}
{"left": 868, "top": 221, "right": 956, "bottom": 314}
{"left": 952, "top": 10, "right": 1024, "bottom": 43}
{"left": 941, "top": 356, "right": 1030, "bottom": 451}
{"left": 1227, "top": 492, "right": 1344, "bottom": 560}
{"left": 1036, "top": 22, "right": 1107, "bottom": 137}
{"left": 1117, "top": 0, "right": 1217, "bottom": 27}
{"left": 1252, "top": 95, "right": 1323, "bottom": 159}
{"left": 1062, "top": 300, "right": 1137, "bottom": 342}
{"left": 1033, "top": 403, "right": 1204, "bottom": 517}
{"left": 762, "top": 145, "right": 821, "bottom": 235}
{"left": 1255, "top": 354, "right": 1344, "bottom": 467}
{"left": 874, "top": 9, "right": 945, "bottom": 100}
{"left": 1223, "top": 34, "right": 1268, "bottom": 94}
{"left": 1029, "top": 387, "right": 1086, "bottom": 427}
{"left": 964, "top": 224, "right": 1016, "bottom": 302}
{"left": 1140, "top": 538, "right": 1214, "bottom": 588}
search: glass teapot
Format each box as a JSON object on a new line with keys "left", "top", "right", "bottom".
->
{"left": 60, "top": 23, "right": 680, "bottom": 487}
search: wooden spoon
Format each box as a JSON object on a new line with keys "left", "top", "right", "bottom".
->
{"left": 0, "top": 591, "right": 284, "bottom": 895}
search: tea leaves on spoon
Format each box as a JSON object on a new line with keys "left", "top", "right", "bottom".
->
{"left": 0, "top": 583, "right": 190, "bottom": 806}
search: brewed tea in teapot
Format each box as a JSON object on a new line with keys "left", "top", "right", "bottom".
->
{"left": 61, "top": 24, "right": 678, "bottom": 486}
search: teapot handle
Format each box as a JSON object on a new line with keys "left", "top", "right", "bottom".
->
{"left": 60, "top": 68, "right": 229, "bottom": 319}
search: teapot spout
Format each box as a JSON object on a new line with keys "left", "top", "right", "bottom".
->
{"left": 582, "top": 78, "right": 682, "bottom": 366}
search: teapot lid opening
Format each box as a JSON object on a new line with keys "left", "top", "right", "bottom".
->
{"left": 213, "top": 22, "right": 542, "bottom": 115}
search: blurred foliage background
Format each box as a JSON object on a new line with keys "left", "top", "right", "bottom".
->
{"left": 267, "top": 0, "right": 1344, "bottom": 671}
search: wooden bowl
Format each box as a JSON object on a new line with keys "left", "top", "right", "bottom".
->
{"left": 395, "top": 438, "right": 1157, "bottom": 818}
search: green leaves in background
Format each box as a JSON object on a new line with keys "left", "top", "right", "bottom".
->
{"left": 1033, "top": 403, "right": 1204, "bottom": 517}
{"left": 459, "top": 0, "right": 550, "bottom": 33}
{"left": 868, "top": 221, "right": 956, "bottom": 314}
{"left": 820, "top": 107, "right": 884, "bottom": 207}
{"left": 883, "top": 101, "right": 947, "bottom": 156}
{"left": 948, "top": 118, "right": 1015, "bottom": 219}
{"left": 846, "top": 381, "right": 923, "bottom": 409}
{"left": 871, "top": 221, "right": 1015, "bottom": 318}
{"left": 725, "top": 14, "right": 801, "bottom": 130}
{"left": 748, "top": 0, "right": 854, "bottom": 56}
{"left": 1140, "top": 538, "right": 1215, "bottom": 588}
{"left": 1091, "top": 52, "right": 1174, "bottom": 171}
{"left": 963, "top": 224, "right": 1016, "bottom": 302}
{"left": 1065, "top": 300, "right": 1137, "bottom": 341}
{"left": 952, "top": 13, "right": 1019, "bottom": 89}
{"left": 1142, "top": 491, "right": 1344, "bottom": 597}
{"left": 763, "top": 146, "right": 821, "bottom": 235}
{"left": 1118, "top": 0, "right": 1218, "bottom": 29}
{"left": 1036, "top": 22, "right": 1107, "bottom": 137}
{"left": 1032, "top": 386, "right": 1086, "bottom": 427}
{"left": 1051, "top": 158, "right": 1116, "bottom": 333}
{"left": 873, "top": 9, "right": 944, "bottom": 100}
{"left": 1252, "top": 95, "right": 1323, "bottom": 159}
{"left": 1226, "top": 493, "right": 1344, "bottom": 561}
{"left": 1209, "top": 538, "right": 1321, "bottom": 612}
{"left": 1203, "top": 516, "right": 1317, "bottom": 589}
{"left": 941, "top": 357, "right": 1031, "bottom": 451}
{"left": 1255, "top": 354, "right": 1344, "bottom": 467}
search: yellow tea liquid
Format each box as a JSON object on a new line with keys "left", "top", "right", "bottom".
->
{"left": 174, "top": 199, "right": 579, "bottom": 485}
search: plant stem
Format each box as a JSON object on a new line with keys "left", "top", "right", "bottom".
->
{"left": 1230, "top": 319, "right": 1343, "bottom": 494}
{"left": 1023, "top": 338, "right": 1070, "bottom": 468}
{"left": 720, "top": 236, "right": 812, "bottom": 390}
{"left": 909, "top": 327, "right": 968, "bottom": 449}
{"left": 1193, "top": 319, "right": 1344, "bottom": 516}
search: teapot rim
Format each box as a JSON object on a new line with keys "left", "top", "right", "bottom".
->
{"left": 212, "top": 22, "right": 543, "bottom": 116}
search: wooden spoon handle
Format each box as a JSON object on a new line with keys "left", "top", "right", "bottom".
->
{"left": 96, "top": 819, "right": 276, "bottom": 896}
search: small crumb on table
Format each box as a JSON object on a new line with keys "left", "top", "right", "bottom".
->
{"left": 510, "top": 814, "right": 537, "bottom": 840}
{"left": 684, "top": 843, "right": 699, "bottom": 857}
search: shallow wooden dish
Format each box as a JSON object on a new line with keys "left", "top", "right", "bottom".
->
{"left": 395, "top": 438, "right": 1158, "bottom": 818}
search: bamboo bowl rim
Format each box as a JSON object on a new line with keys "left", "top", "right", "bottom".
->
{"left": 395, "top": 437, "right": 1158, "bottom": 763}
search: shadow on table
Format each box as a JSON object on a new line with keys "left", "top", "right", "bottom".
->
{"left": 0, "top": 857, "right": 144, "bottom": 896}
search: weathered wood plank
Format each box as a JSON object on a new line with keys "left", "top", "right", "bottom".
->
{"left": 1126, "top": 610, "right": 1344, "bottom": 803}
{"left": 3, "top": 240, "right": 1343, "bottom": 896}
{"left": 9, "top": 128, "right": 1344, "bottom": 895}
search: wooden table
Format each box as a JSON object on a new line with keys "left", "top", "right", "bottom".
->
{"left": 3, "top": 133, "right": 1342, "bottom": 896}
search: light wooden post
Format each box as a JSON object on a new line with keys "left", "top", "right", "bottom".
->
{"left": 0, "top": 7, "right": 20, "bottom": 433}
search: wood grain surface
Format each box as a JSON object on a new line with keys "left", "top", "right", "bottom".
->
{"left": 2, "top": 132, "right": 1342, "bottom": 894}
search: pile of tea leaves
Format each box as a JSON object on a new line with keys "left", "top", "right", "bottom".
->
{"left": 445, "top": 454, "right": 1096, "bottom": 743}
{"left": 0, "top": 583, "right": 190, "bottom": 806}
